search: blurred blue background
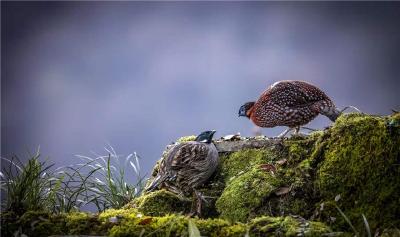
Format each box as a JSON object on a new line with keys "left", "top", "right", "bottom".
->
{"left": 2, "top": 2, "right": 400, "bottom": 177}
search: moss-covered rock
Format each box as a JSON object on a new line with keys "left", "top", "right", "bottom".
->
{"left": 219, "top": 148, "right": 279, "bottom": 182}
{"left": 126, "top": 189, "right": 192, "bottom": 216}
{"left": 216, "top": 148, "right": 280, "bottom": 222}
{"left": 1, "top": 209, "right": 331, "bottom": 237}
{"left": 2, "top": 112, "right": 399, "bottom": 236}
{"left": 140, "top": 112, "right": 400, "bottom": 234}
{"left": 215, "top": 137, "right": 324, "bottom": 222}
{"left": 249, "top": 215, "right": 332, "bottom": 237}
{"left": 0, "top": 210, "right": 113, "bottom": 237}
{"left": 108, "top": 213, "right": 331, "bottom": 237}
{"left": 315, "top": 113, "right": 400, "bottom": 231}
{"left": 216, "top": 167, "right": 281, "bottom": 222}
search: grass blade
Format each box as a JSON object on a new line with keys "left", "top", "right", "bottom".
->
{"left": 362, "top": 214, "right": 371, "bottom": 237}
{"left": 188, "top": 219, "right": 201, "bottom": 237}
{"left": 335, "top": 205, "right": 359, "bottom": 236}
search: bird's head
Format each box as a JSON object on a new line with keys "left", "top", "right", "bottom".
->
{"left": 238, "top": 102, "right": 255, "bottom": 118}
{"left": 195, "top": 130, "right": 216, "bottom": 143}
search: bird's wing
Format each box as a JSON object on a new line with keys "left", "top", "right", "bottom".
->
{"left": 167, "top": 142, "right": 209, "bottom": 171}
{"left": 258, "top": 81, "right": 328, "bottom": 107}
{"left": 292, "top": 81, "right": 330, "bottom": 103}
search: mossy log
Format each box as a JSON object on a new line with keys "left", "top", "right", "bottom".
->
{"left": 2, "top": 112, "right": 400, "bottom": 237}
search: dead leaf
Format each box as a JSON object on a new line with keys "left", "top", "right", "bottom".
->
{"left": 138, "top": 217, "right": 153, "bottom": 225}
{"left": 274, "top": 186, "right": 291, "bottom": 196}
{"left": 259, "top": 164, "right": 277, "bottom": 173}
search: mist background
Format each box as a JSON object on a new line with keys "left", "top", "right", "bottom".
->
{"left": 2, "top": 2, "right": 400, "bottom": 179}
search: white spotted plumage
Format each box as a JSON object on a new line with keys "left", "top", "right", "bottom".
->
{"left": 246, "top": 80, "right": 340, "bottom": 128}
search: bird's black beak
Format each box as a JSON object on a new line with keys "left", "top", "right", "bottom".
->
{"left": 206, "top": 130, "right": 217, "bottom": 143}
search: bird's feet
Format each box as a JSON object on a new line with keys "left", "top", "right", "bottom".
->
{"left": 274, "top": 127, "right": 294, "bottom": 139}
{"left": 164, "top": 184, "right": 188, "bottom": 200}
{"left": 252, "top": 126, "right": 262, "bottom": 136}
{"left": 274, "top": 126, "right": 315, "bottom": 139}
{"left": 292, "top": 128, "right": 309, "bottom": 138}
{"left": 197, "top": 194, "right": 216, "bottom": 204}
{"left": 189, "top": 190, "right": 205, "bottom": 217}
{"left": 188, "top": 211, "right": 198, "bottom": 218}
{"left": 188, "top": 190, "right": 215, "bottom": 217}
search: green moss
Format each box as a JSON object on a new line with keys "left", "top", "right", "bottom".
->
{"left": 1, "top": 210, "right": 331, "bottom": 236}
{"left": 219, "top": 223, "right": 248, "bottom": 237}
{"left": 380, "top": 228, "right": 400, "bottom": 237}
{"left": 109, "top": 214, "right": 185, "bottom": 237}
{"left": 216, "top": 168, "right": 281, "bottom": 222}
{"left": 249, "top": 216, "right": 285, "bottom": 234}
{"left": 109, "top": 214, "right": 232, "bottom": 237}
{"left": 66, "top": 211, "right": 111, "bottom": 235}
{"left": 194, "top": 218, "right": 231, "bottom": 237}
{"left": 99, "top": 208, "right": 139, "bottom": 221}
{"left": 177, "top": 135, "right": 196, "bottom": 143}
{"left": 273, "top": 132, "right": 327, "bottom": 219}
{"left": 215, "top": 113, "right": 400, "bottom": 228}
{"left": 219, "top": 148, "right": 278, "bottom": 182}
{"left": 206, "top": 148, "right": 286, "bottom": 222}
{"left": 0, "top": 211, "right": 18, "bottom": 236}
{"left": 109, "top": 214, "right": 331, "bottom": 237}
{"left": 316, "top": 113, "right": 400, "bottom": 231}
{"left": 130, "top": 190, "right": 192, "bottom": 216}
{"left": 0, "top": 210, "right": 110, "bottom": 237}
{"left": 249, "top": 216, "right": 331, "bottom": 237}
{"left": 306, "top": 221, "right": 334, "bottom": 237}
{"left": 17, "top": 211, "right": 65, "bottom": 237}
{"left": 216, "top": 139, "right": 321, "bottom": 222}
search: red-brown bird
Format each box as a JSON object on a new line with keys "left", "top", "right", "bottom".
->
{"left": 238, "top": 80, "right": 340, "bottom": 137}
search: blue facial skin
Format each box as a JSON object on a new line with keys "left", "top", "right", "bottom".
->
{"left": 195, "top": 130, "right": 216, "bottom": 143}
{"left": 238, "top": 105, "right": 247, "bottom": 117}
{"left": 238, "top": 102, "right": 255, "bottom": 118}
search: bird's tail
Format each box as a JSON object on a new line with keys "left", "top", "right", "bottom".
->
{"left": 145, "top": 174, "right": 166, "bottom": 192}
{"left": 321, "top": 105, "right": 362, "bottom": 122}
{"left": 322, "top": 107, "right": 341, "bottom": 122}
{"left": 319, "top": 102, "right": 341, "bottom": 122}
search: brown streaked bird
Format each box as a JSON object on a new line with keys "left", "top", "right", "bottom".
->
{"left": 239, "top": 80, "right": 340, "bottom": 137}
{"left": 145, "top": 130, "right": 219, "bottom": 216}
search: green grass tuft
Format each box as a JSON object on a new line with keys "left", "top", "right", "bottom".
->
{"left": 1, "top": 145, "right": 145, "bottom": 214}
{"left": 1, "top": 150, "right": 55, "bottom": 215}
